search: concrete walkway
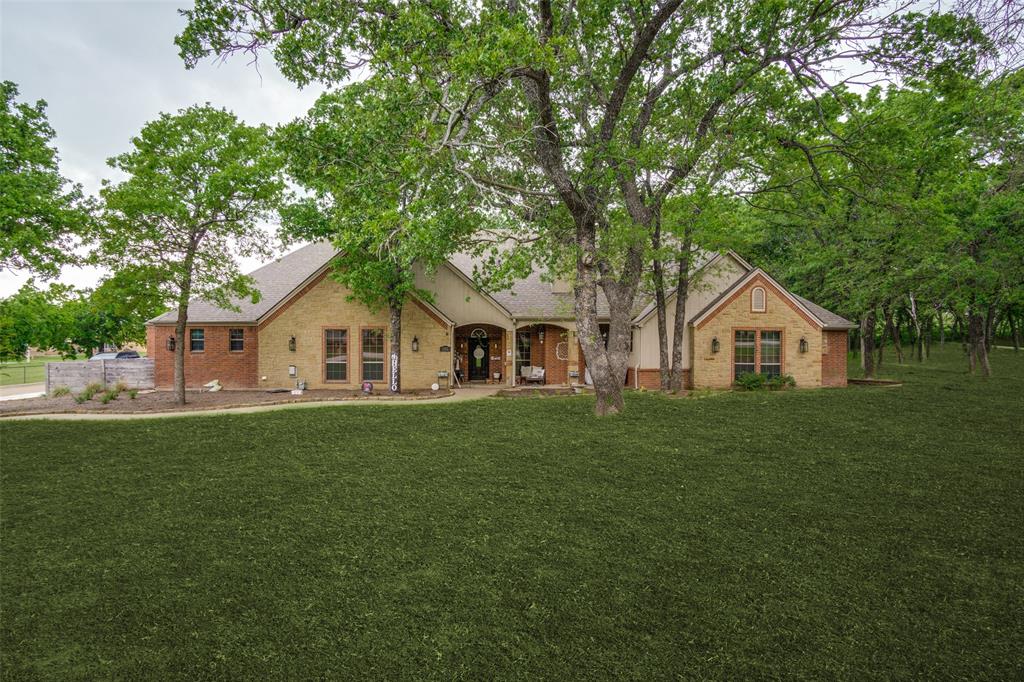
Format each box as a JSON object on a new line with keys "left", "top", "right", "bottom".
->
{"left": 0, "top": 383, "right": 46, "bottom": 400}
{"left": 0, "top": 385, "right": 501, "bottom": 421}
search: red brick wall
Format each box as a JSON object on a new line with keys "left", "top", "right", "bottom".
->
{"left": 540, "top": 325, "right": 569, "bottom": 385}
{"left": 821, "top": 330, "right": 848, "bottom": 387}
{"left": 147, "top": 324, "right": 259, "bottom": 389}
{"left": 626, "top": 368, "right": 691, "bottom": 390}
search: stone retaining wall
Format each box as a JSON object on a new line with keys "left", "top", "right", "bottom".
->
{"left": 46, "top": 359, "right": 154, "bottom": 394}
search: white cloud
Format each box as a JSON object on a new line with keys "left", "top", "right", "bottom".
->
{"left": 0, "top": 0, "right": 322, "bottom": 296}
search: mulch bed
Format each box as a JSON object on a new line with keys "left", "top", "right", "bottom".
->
{"left": 0, "top": 388, "right": 453, "bottom": 417}
{"left": 847, "top": 378, "right": 904, "bottom": 387}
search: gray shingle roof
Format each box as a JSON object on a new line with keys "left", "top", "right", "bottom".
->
{"left": 447, "top": 253, "right": 636, "bottom": 320}
{"left": 792, "top": 294, "right": 857, "bottom": 330}
{"left": 148, "top": 241, "right": 339, "bottom": 324}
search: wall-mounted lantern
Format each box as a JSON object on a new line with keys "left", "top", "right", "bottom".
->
{"left": 411, "top": 336, "right": 419, "bottom": 352}
{"left": 711, "top": 337, "right": 720, "bottom": 354}
{"left": 166, "top": 335, "right": 176, "bottom": 352}
{"left": 538, "top": 328, "right": 545, "bottom": 344}
{"left": 799, "top": 337, "right": 808, "bottom": 353}
{"left": 288, "top": 336, "right": 296, "bottom": 352}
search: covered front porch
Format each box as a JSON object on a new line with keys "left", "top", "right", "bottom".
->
{"left": 452, "top": 322, "right": 584, "bottom": 387}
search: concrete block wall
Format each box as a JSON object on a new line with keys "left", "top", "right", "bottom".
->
{"left": 46, "top": 359, "right": 154, "bottom": 394}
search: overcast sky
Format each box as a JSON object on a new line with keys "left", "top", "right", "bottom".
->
{"left": 0, "top": 0, "right": 323, "bottom": 297}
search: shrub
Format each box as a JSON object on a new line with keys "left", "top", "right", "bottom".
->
{"left": 766, "top": 374, "right": 796, "bottom": 391}
{"left": 78, "top": 383, "right": 104, "bottom": 401}
{"left": 99, "top": 389, "right": 119, "bottom": 404}
{"left": 50, "top": 386, "right": 71, "bottom": 398}
{"left": 128, "top": 389, "right": 138, "bottom": 399}
{"left": 114, "top": 381, "right": 129, "bottom": 393}
{"left": 734, "top": 372, "right": 767, "bottom": 390}
{"left": 735, "top": 373, "right": 797, "bottom": 391}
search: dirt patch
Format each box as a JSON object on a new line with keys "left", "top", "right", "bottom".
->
{"left": 847, "top": 378, "right": 903, "bottom": 387}
{"left": 495, "top": 386, "right": 578, "bottom": 398}
{"left": 0, "top": 388, "right": 453, "bottom": 417}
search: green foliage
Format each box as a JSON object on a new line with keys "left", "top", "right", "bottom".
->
{"left": 98, "top": 389, "right": 119, "bottom": 405}
{"left": 766, "top": 374, "right": 797, "bottom": 391}
{"left": 0, "top": 81, "right": 93, "bottom": 276}
{"left": 734, "top": 372, "right": 767, "bottom": 390}
{"left": 98, "top": 105, "right": 285, "bottom": 315}
{"left": 76, "top": 382, "right": 103, "bottom": 402}
{"left": 278, "top": 77, "right": 482, "bottom": 313}
{"left": 128, "top": 389, "right": 138, "bottom": 400}
{"left": 49, "top": 386, "right": 70, "bottom": 398}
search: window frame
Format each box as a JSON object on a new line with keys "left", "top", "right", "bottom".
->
{"left": 759, "top": 330, "right": 782, "bottom": 378}
{"left": 322, "top": 327, "right": 350, "bottom": 384}
{"left": 731, "top": 327, "right": 785, "bottom": 381}
{"left": 359, "top": 326, "right": 386, "bottom": 383}
{"left": 228, "top": 328, "right": 245, "bottom": 352}
{"left": 751, "top": 286, "right": 767, "bottom": 313}
{"left": 189, "top": 328, "right": 205, "bottom": 353}
{"left": 515, "top": 329, "right": 532, "bottom": 367}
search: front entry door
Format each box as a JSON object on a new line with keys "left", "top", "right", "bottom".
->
{"left": 468, "top": 336, "right": 490, "bottom": 380}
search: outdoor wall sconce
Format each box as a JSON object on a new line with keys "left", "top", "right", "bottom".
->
{"left": 288, "top": 336, "right": 296, "bottom": 352}
{"left": 799, "top": 337, "right": 808, "bottom": 353}
{"left": 711, "top": 337, "right": 720, "bottom": 354}
{"left": 538, "top": 328, "right": 545, "bottom": 344}
{"left": 166, "top": 335, "right": 175, "bottom": 352}
{"left": 411, "top": 336, "right": 419, "bottom": 352}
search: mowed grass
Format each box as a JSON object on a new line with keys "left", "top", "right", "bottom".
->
{"left": 1, "top": 348, "right": 1022, "bottom": 679}
{"left": 0, "top": 357, "right": 72, "bottom": 386}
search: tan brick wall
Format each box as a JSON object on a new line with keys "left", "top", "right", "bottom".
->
{"left": 691, "top": 276, "right": 822, "bottom": 389}
{"left": 257, "top": 275, "right": 449, "bottom": 390}
{"left": 626, "top": 368, "right": 691, "bottom": 390}
{"left": 821, "top": 330, "right": 849, "bottom": 387}
{"left": 147, "top": 324, "right": 259, "bottom": 389}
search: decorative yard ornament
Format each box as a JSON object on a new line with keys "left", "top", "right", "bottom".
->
{"left": 390, "top": 352, "right": 399, "bottom": 392}
{"left": 362, "top": 381, "right": 373, "bottom": 393}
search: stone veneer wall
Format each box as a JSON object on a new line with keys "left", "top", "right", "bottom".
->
{"left": 257, "top": 275, "right": 450, "bottom": 390}
{"left": 691, "top": 275, "right": 822, "bottom": 389}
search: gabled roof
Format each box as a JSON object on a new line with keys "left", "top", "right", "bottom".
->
{"left": 631, "top": 251, "right": 749, "bottom": 325}
{"left": 447, "top": 253, "right": 639, "bottom": 320}
{"left": 690, "top": 267, "right": 856, "bottom": 330}
{"left": 148, "top": 241, "right": 339, "bottom": 324}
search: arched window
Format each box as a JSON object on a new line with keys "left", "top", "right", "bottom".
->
{"left": 751, "top": 286, "right": 766, "bottom": 312}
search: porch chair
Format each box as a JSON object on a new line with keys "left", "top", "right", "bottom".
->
{"left": 524, "top": 366, "right": 546, "bottom": 384}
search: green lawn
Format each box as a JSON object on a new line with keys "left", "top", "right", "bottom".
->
{"left": 0, "top": 356, "right": 71, "bottom": 386}
{"left": 2, "top": 348, "right": 1022, "bottom": 679}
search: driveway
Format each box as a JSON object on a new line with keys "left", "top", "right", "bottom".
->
{"left": 0, "top": 383, "right": 45, "bottom": 400}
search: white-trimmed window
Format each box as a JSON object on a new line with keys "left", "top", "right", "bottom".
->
{"left": 189, "top": 328, "right": 205, "bottom": 352}
{"left": 751, "top": 286, "right": 766, "bottom": 312}
{"left": 760, "top": 331, "right": 781, "bottom": 378}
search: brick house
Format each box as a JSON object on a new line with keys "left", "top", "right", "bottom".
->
{"left": 146, "top": 243, "right": 856, "bottom": 391}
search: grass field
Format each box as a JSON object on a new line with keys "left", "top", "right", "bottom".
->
{"left": 0, "top": 357, "right": 70, "bottom": 386}
{"left": 1, "top": 347, "right": 1021, "bottom": 679}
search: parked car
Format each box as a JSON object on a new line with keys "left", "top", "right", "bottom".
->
{"left": 89, "top": 350, "right": 141, "bottom": 360}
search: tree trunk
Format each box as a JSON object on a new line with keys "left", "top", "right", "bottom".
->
{"left": 985, "top": 304, "right": 997, "bottom": 352}
{"left": 173, "top": 255, "right": 195, "bottom": 406}
{"left": 668, "top": 233, "right": 694, "bottom": 392}
{"left": 876, "top": 307, "right": 887, "bottom": 369}
{"left": 388, "top": 302, "right": 402, "bottom": 393}
{"left": 574, "top": 224, "right": 639, "bottom": 416}
{"left": 967, "top": 304, "right": 992, "bottom": 377}
{"left": 1009, "top": 309, "right": 1021, "bottom": 351}
{"left": 651, "top": 220, "right": 670, "bottom": 391}
{"left": 908, "top": 294, "right": 923, "bottom": 362}
{"left": 861, "top": 312, "right": 876, "bottom": 379}
{"left": 884, "top": 306, "right": 904, "bottom": 364}
{"left": 173, "top": 296, "right": 189, "bottom": 406}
